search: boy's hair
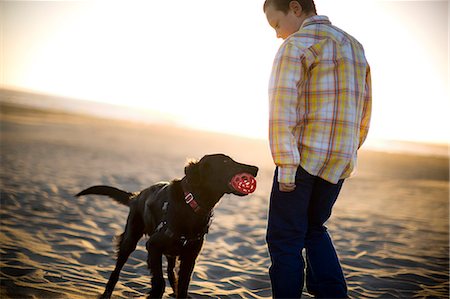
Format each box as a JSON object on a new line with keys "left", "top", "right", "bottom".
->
{"left": 263, "top": 0, "right": 317, "bottom": 14}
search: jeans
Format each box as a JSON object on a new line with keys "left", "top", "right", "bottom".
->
{"left": 266, "top": 167, "right": 347, "bottom": 298}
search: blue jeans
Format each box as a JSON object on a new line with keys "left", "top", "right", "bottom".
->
{"left": 266, "top": 167, "right": 347, "bottom": 298}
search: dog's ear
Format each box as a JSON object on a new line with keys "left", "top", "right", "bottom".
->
{"left": 185, "top": 159, "right": 201, "bottom": 186}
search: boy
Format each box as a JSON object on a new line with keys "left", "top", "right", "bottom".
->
{"left": 263, "top": 0, "right": 371, "bottom": 298}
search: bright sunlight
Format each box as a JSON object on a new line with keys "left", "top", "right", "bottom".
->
{"left": 1, "top": 0, "right": 448, "bottom": 143}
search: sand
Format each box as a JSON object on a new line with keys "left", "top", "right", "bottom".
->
{"left": 1, "top": 102, "right": 448, "bottom": 298}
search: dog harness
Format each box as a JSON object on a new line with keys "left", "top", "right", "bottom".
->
{"left": 148, "top": 182, "right": 211, "bottom": 248}
{"left": 148, "top": 199, "right": 209, "bottom": 248}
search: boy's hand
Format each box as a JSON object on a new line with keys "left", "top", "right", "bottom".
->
{"left": 279, "top": 183, "right": 296, "bottom": 192}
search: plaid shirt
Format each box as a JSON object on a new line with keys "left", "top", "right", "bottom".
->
{"left": 269, "top": 15, "right": 372, "bottom": 184}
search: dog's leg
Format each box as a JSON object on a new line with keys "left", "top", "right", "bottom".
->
{"left": 177, "top": 242, "right": 203, "bottom": 299}
{"left": 166, "top": 255, "right": 178, "bottom": 296}
{"left": 101, "top": 213, "right": 143, "bottom": 299}
{"left": 147, "top": 242, "right": 165, "bottom": 298}
{"left": 177, "top": 257, "right": 196, "bottom": 299}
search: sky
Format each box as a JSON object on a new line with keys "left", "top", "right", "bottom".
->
{"left": 1, "top": 0, "right": 448, "bottom": 144}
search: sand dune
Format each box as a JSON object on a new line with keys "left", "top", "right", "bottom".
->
{"left": 1, "top": 102, "right": 448, "bottom": 298}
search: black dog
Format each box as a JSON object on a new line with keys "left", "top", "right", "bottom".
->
{"left": 76, "top": 154, "right": 258, "bottom": 298}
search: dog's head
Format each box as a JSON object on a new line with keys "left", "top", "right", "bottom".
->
{"left": 185, "top": 154, "right": 259, "bottom": 197}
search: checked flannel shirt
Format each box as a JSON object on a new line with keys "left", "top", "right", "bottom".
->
{"left": 269, "top": 15, "right": 372, "bottom": 184}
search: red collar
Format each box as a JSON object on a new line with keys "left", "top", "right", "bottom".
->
{"left": 181, "top": 178, "right": 203, "bottom": 214}
{"left": 184, "top": 191, "right": 201, "bottom": 213}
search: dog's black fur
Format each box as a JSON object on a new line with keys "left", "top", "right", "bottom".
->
{"left": 76, "top": 154, "right": 258, "bottom": 298}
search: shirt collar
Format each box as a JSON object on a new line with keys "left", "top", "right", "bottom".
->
{"left": 300, "top": 15, "right": 331, "bottom": 30}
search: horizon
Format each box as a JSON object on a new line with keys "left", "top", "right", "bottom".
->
{"left": 1, "top": 87, "right": 448, "bottom": 159}
{"left": 1, "top": 0, "right": 449, "bottom": 145}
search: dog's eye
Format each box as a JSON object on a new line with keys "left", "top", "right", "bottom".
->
{"left": 223, "top": 160, "right": 229, "bottom": 164}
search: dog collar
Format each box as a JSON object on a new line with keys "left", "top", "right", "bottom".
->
{"left": 184, "top": 192, "right": 201, "bottom": 213}
{"left": 181, "top": 178, "right": 203, "bottom": 214}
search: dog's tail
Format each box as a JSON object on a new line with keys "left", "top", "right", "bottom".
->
{"left": 75, "top": 185, "right": 133, "bottom": 206}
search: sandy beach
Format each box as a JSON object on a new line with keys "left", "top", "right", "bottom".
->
{"left": 1, "top": 101, "right": 448, "bottom": 298}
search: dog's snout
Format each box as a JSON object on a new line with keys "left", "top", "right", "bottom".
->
{"left": 240, "top": 164, "right": 258, "bottom": 177}
{"left": 250, "top": 166, "right": 259, "bottom": 177}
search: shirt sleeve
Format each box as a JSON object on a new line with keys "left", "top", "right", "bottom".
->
{"left": 269, "top": 41, "right": 303, "bottom": 184}
{"left": 359, "top": 66, "right": 372, "bottom": 148}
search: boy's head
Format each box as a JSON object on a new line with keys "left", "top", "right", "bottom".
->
{"left": 264, "top": 0, "right": 317, "bottom": 40}
{"left": 263, "top": 0, "right": 316, "bottom": 15}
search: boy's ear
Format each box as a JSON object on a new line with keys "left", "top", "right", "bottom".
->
{"left": 289, "top": 1, "right": 303, "bottom": 16}
{"left": 185, "top": 160, "right": 201, "bottom": 186}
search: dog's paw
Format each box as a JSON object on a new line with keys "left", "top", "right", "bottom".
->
{"left": 98, "top": 294, "right": 111, "bottom": 299}
{"left": 167, "top": 292, "right": 193, "bottom": 299}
